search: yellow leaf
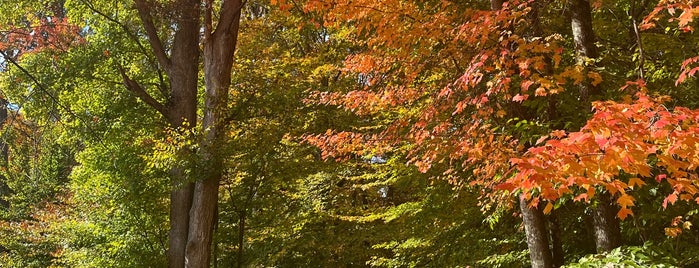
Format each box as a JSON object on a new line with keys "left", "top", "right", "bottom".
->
{"left": 665, "top": 227, "right": 682, "bottom": 238}
{"left": 588, "top": 71, "right": 603, "bottom": 86}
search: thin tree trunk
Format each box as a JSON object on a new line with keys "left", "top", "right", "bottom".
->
{"left": 570, "top": 0, "right": 600, "bottom": 102}
{"left": 236, "top": 210, "right": 246, "bottom": 268}
{"left": 184, "top": 1, "right": 243, "bottom": 266}
{"left": 520, "top": 194, "right": 554, "bottom": 268}
{"left": 548, "top": 211, "right": 565, "bottom": 267}
{"left": 0, "top": 99, "right": 8, "bottom": 210}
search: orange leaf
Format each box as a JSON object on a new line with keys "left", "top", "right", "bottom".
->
{"left": 543, "top": 202, "right": 554, "bottom": 214}
{"left": 617, "top": 207, "right": 633, "bottom": 220}
{"left": 628, "top": 178, "right": 646, "bottom": 189}
{"left": 617, "top": 194, "right": 635, "bottom": 208}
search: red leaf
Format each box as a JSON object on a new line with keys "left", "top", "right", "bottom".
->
{"left": 512, "top": 94, "right": 528, "bottom": 102}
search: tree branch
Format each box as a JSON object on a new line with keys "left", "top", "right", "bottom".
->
{"left": 134, "top": 0, "right": 172, "bottom": 72}
{"left": 117, "top": 64, "right": 168, "bottom": 117}
{"left": 213, "top": 0, "right": 246, "bottom": 37}
{"left": 81, "top": 0, "right": 162, "bottom": 76}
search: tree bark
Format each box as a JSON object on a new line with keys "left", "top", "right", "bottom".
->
{"left": 184, "top": 1, "right": 243, "bottom": 267}
{"left": 569, "top": 0, "right": 623, "bottom": 253}
{"left": 236, "top": 210, "right": 246, "bottom": 268}
{"left": 570, "top": 0, "right": 600, "bottom": 102}
{"left": 132, "top": 1, "right": 201, "bottom": 267}
{"left": 592, "top": 192, "right": 622, "bottom": 252}
{"left": 520, "top": 195, "right": 554, "bottom": 268}
{"left": 548, "top": 211, "right": 565, "bottom": 267}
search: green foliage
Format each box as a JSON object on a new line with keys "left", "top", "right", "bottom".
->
{"left": 563, "top": 243, "right": 679, "bottom": 268}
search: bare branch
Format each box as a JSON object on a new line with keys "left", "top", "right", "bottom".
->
{"left": 134, "top": 0, "right": 172, "bottom": 72}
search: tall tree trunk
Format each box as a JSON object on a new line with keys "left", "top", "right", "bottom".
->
{"left": 184, "top": 1, "right": 243, "bottom": 266}
{"left": 520, "top": 194, "right": 554, "bottom": 268}
{"left": 512, "top": 1, "right": 557, "bottom": 266}
{"left": 132, "top": 0, "right": 200, "bottom": 267}
{"left": 592, "top": 192, "right": 622, "bottom": 252}
{"left": 165, "top": 1, "right": 201, "bottom": 266}
{"left": 548, "top": 211, "right": 565, "bottom": 267}
{"left": 570, "top": 0, "right": 600, "bottom": 102}
{"left": 569, "top": 0, "right": 622, "bottom": 253}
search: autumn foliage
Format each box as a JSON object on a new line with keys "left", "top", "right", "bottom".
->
{"left": 507, "top": 90, "right": 699, "bottom": 219}
{"left": 298, "top": 0, "right": 699, "bottom": 227}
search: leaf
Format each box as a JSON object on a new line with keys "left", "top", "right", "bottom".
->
{"left": 663, "top": 193, "right": 678, "bottom": 209}
{"left": 617, "top": 194, "right": 635, "bottom": 208}
{"left": 543, "top": 202, "right": 553, "bottom": 214}
{"left": 512, "top": 94, "right": 528, "bottom": 102}
{"left": 617, "top": 207, "right": 633, "bottom": 220}
{"left": 628, "top": 178, "right": 646, "bottom": 189}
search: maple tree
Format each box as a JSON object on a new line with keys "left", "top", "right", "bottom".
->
{"left": 297, "top": 0, "right": 699, "bottom": 266}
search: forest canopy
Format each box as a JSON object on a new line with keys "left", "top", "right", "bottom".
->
{"left": 0, "top": 0, "right": 699, "bottom": 267}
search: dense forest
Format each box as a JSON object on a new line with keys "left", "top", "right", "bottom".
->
{"left": 0, "top": 0, "right": 698, "bottom": 267}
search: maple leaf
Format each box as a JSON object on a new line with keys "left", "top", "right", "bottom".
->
{"left": 663, "top": 193, "right": 679, "bottom": 209}
{"left": 617, "top": 207, "right": 633, "bottom": 220}
{"left": 628, "top": 177, "right": 646, "bottom": 189}
{"left": 617, "top": 194, "right": 635, "bottom": 208}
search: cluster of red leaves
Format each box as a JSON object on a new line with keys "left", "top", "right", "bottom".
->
{"left": 642, "top": 1, "right": 699, "bottom": 85}
{"left": 506, "top": 92, "right": 699, "bottom": 219}
{"left": 641, "top": 0, "right": 698, "bottom": 32}
{"left": 1, "top": 16, "right": 82, "bottom": 57}
{"left": 303, "top": 130, "right": 392, "bottom": 162}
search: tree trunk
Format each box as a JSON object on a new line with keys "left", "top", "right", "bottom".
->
{"left": 0, "top": 99, "right": 9, "bottom": 210}
{"left": 569, "top": 0, "right": 622, "bottom": 253}
{"left": 132, "top": 0, "right": 201, "bottom": 267}
{"left": 548, "top": 211, "right": 565, "bottom": 267}
{"left": 164, "top": 1, "right": 201, "bottom": 266}
{"left": 592, "top": 192, "right": 622, "bottom": 252}
{"left": 236, "top": 210, "right": 246, "bottom": 268}
{"left": 570, "top": 0, "right": 600, "bottom": 102}
{"left": 520, "top": 194, "right": 554, "bottom": 268}
{"left": 184, "top": 1, "right": 243, "bottom": 267}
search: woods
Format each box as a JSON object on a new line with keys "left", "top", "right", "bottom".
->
{"left": 1, "top": 0, "right": 699, "bottom": 267}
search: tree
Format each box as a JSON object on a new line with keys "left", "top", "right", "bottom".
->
{"left": 298, "top": 0, "right": 699, "bottom": 266}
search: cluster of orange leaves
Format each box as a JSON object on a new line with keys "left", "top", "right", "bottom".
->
{"left": 642, "top": 0, "right": 699, "bottom": 85}
{"left": 506, "top": 89, "right": 699, "bottom": 219}
{"left": 292, "top": 0, "right": 699, "bottom": 221}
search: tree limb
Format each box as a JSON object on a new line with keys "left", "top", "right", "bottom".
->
{"left": 117, "top": 64, "right": 168, "bottom": 117}
{"left": 213, "top": 0, "right": 246, "bottom": 38}
{"left": 134, "top": 0, "right": 172, "bottom": 72}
